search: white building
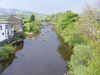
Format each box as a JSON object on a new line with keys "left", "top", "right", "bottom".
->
{"left": 0, "top": 21, "right": 14, "bottom": 42}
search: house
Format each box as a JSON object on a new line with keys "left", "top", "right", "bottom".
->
{"left": 7, "top": 16, "right": 24, "bottom": 34}
{"left": 0, "top": 16, "right": 24, "bottom": 42}
{"left": 0, "top": 21, "right": 14, "bottom": 42}
{"left": 7, "top": 16, "right": 24, "bottom": 40}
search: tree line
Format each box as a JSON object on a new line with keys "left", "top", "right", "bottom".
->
{"left": 46, "top": 4, "right": 100, "bottom": 75}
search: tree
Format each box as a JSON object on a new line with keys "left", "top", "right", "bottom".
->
{"left": 30, "top": 14, "right": 35, "bottom": 22}
{"left": 78, "top": 5, "right": 100, "bottom": 41}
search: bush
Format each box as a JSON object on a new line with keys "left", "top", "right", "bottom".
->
{"left": 0, "top": 44, "right": 14, "bottom": 60}
{"left": 23, "top": 14, "right": 40, "bottom": 33}
{"left": 69, "top": 44, "right": 93, "bottom": 75}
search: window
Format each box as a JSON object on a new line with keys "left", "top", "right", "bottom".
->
{"left": 2, "top": 32, "right": 4, "bottom": 35}
{"left": 6, "top": 25, "right": 8, "bottom": 29}
{"left": 7, "top": 31, "right": 9, "bottom": 35}
{"left": 0, "top": 26, "right": 2, "bottom": 30}
{"left": 11, "top": 25, "right": 13, "bottom": 28}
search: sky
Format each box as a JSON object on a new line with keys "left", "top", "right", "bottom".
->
{"left": 0, "top": 0, "right": 98, "bottom": 14}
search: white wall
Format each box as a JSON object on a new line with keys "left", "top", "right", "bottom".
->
{"left": 0, "top": 24, "right": 7, "bottom": 42}
{"left": 0, "top": 24, "right": 14, "bottom": 42}
{"left": 8, "top": 24, "right": 14, "bottom": 38}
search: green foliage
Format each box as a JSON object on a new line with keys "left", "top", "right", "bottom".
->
{"left": 30, "top": 14, "right": 35, "bottom": 22}
{"left": 31, "top": 22, "right": 40, "bottom": 32}
{"left": 55, "top": 11, "right": 80, "bottom": 46}
{"left": 24, "top": 23, "right": 31, "bottom": 32}
{"left": 87, "top": 42, "right": 100, "bottom": 75}
{"left": 69, "top": 44, "right": 93, "bottom": 75}
{"left": 49, "top": 8, "right": 100, "bottom": 75}
{"left": 57, "top": 11, "right": 78, "bottom": 30}
{"left": 23, "top": 14, "right": 40, "bottom": 33}
{"left": 68, "top": 43, "right": 100, "bottom": 75}
{"left": 0, "top": 44, "right": 14, "bottom": 60}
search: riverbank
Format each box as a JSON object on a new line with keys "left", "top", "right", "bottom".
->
{"left": 46, "top": 9, "right": 100, "bottom": 75}
{"left": 1, "top": 22, "right": 65, "bottom": 75}
{"left": 0, "top": 43, "right": 14, "bottom": 62}
{"left": 0, "top": 39, "right": 24, "bottom": 62}
{"left": 24, "top": 32, "right": 40, "bottom": 40}
{"left": 23, "top": 14, "right": 40, "bottom": 39}
{"left": 0, "top": 14, "right": 40, "bottom": 63}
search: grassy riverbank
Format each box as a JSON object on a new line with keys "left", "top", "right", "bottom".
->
{"left": 0, "top": 43, "right": 14, "bottom": 61}
{"left": 23, "top": 14, "right": 40, "bottom": 38}
{"left": 47, "top": 7, "right": 100, "bottom": 75}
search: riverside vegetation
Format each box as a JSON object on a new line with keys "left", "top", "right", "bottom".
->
{"left": 23, "top": 14, "right": 40, "bottom": 38}
{"left": 46, "top": 6, "right": 100, "bottom": 75}
{"left": 0, "top": 43, "right": 14, "bottom": 61}
{"left": 0, "top": 14, "right": 40, "bottom": 61}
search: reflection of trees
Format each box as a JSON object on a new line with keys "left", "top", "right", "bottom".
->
{"left": 57, "top": 43, "right": 73, "bottom": 62}
{"left": 13, "top": 40, "right": 24, "bottom": 52}
{"left": 57, "top": 42, "right": 73, "bottom": 74}
{"left": 25, "top": 32, "right": 40, "bottom": 39}
{"left": 0, "top": 54, "right": 15, "bottom": 74}
{"left": 0, "top": 40, "right": 24, "bottom": 74}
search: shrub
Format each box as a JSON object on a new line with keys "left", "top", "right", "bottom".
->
{"left": 0, "top": 44, "right": 14, "bottom": 60}
{"left": 69, "top": 44, "right": 93, "bottom": 75}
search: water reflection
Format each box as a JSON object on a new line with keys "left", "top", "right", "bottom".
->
{"left": 0, "top": 40, "right": 24, "bottom": 74}
{"left": 57, "top": 39, "right": 73, "bottom": 75}
{"left": 25, "top": 32, "right": 40, "bottom": 40}
{"left": 57, "top": 43, "right": 73, "bottom": 62}
{"left": 13, "top": 40, "right": 24, "bottom": 52}
{"left": 0, "top": 54, "right": 15, "bottom": 74}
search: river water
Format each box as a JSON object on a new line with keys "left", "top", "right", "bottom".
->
{"left": 1, "top": 22, "right": 70, "bottom": 75}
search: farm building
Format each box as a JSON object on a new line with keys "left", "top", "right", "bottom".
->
{"left": 0, "top": 21, "right": 14, "bottom": 42}
{"left": 0, "top": 16, "right": 24, "bottom": 42}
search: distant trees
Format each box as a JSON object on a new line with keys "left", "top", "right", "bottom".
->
{"left": 30, "top": 14, "right": 35, "bottom": 22}
{"left": 23, "top": 13, "right": 40, "bottom": 33}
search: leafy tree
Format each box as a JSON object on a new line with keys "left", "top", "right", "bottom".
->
{"left": 69, "top": 44, "right": 93, "bottom": 75}
{"left": 30, "top": 14, "right": 35, "bottom": 22}
{"left": 45, "top": 6, "right": 100, "bottom": 75}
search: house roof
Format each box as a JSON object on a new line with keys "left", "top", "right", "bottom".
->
{"left": 0, "top": 16, "right": 23, "bottom": 26}
{"left": 7, "top": 16, "right": 22, "bottom": 25}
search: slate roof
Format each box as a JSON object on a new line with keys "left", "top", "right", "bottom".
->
{"left": 7, "top": 16, "right": 22, "bottom": 25}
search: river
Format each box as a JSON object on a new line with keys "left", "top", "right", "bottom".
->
{"left": 1, "top": 22, "right": 71, "bottom": 75}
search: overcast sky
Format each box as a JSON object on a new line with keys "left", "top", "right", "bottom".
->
{"left": 0, "top": 0, "right": 97, "bottom": 14}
